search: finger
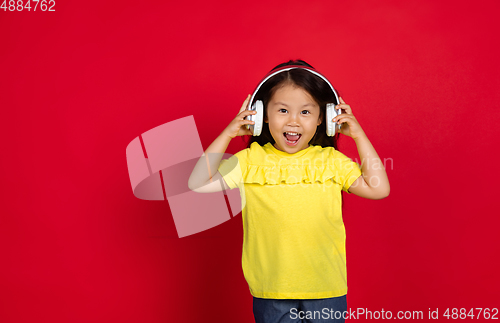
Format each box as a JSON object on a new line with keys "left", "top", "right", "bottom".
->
{"left": 239, "top": 94, "right": 251, "bottom": 113}
{"left": 239, "top": 109, "right": 257, "bottom": 119}
{"left": 342, "top": 105, "right": 353, "bottom": 115}
{"left": 240, "top": 121, "right": 255, "bottom": 135}
{"left": 336, "top": 103, "right": 352, "bottom": 115}
{"left": 333, "top": 115, "right": 352, "bottom": 123}
{"left": 241, "top": 118, "right": 255, "bottom": 125}
{"left": 336, "top": 119, "right": 348, "bottom": 126}
{"left": 339, "top": 97, "right": 345, "bottom": 104}
{"left": 239, "top": 96, "right": 250, "bottom": 113}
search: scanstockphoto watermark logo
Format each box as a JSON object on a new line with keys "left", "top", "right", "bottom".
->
{"left": 351, "top": 156, "right": 394, "bottom": 172}
{"left": 126, "top": 115, "right": 395, "bottom": 237}
{"left": 254, "top": 154, "right": 394, "bottom": 190}
{"left": 263, "top": 154, "right": 394, "bottom": 171}
{"left": 290, "top": 307, "right": 500, "bottom": 320}
{"left": 290, "top": 307, "right": 424, "bottom": 320}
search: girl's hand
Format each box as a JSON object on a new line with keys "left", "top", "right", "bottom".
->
{"left": 222, "top": 94, "right": 256, "bottom": 139}
{"left": 332, "top": 97, "right": 366, "bottom": 140}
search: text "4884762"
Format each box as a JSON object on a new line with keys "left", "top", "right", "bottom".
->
{"left": 1, "top": 0, "right": 56, "bottom": 11}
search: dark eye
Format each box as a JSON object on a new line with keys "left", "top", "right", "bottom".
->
{"left": 302, "top": 110, "right": 310, "bottom": 115}
{"left": 279, "top": 109, "right": 288, "bottom": 113}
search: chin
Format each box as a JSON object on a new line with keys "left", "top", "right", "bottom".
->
{"left": 278, "top": 137, "right": 312, "bottom": 153}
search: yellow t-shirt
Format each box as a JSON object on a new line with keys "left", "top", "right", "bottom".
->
{"left": 218, "top": 142, "right": 362, "bottom": 299}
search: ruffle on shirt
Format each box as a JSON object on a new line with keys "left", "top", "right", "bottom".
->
{"left": 242, "top": 164, "right": 342, "bottom": 185}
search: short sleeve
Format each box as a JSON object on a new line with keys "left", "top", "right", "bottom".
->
{"left": 332, "top": 150, "right": 363, "bottom": 194}
{"left": 218, "top": 149, "right": 248, "bottom": 190}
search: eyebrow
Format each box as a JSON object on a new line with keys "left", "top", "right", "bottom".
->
{"left": 272, "top": 102, "right": 316, "bottom": 108}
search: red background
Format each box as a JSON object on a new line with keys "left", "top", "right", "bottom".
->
{"left": 1, "top": 0, "right": 499, "bottom": 322}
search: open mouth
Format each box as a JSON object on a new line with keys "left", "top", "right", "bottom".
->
{"left": 283, "top": 132, "right": 302, "bottom": 146}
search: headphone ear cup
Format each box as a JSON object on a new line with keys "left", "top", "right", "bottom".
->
{"left": 326, "top": 103, "right": 335, "bottom": 136}
{"left": 326, "top": 103, "right": 342, "bottom": 136}
{"left": 252, "top": 100, "right": 263, "bottom": 136}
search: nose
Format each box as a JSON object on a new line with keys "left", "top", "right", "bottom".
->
{"left": 287, "top": 112, "right": 300, "bottom": 126}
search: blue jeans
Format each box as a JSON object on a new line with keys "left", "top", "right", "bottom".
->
{"left": 253, "top": 295, "right": 347, "bottom": 323}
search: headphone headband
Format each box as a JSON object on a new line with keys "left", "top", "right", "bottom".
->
{"left": 248, "top": 65, "right": 339, "bottom": 108}
{"left": 245, "top": 64, "right": 342, "bottom": 136}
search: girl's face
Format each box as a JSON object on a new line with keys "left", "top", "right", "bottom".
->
{"left": 264, "top": 84, "right": 322, "bottom": 154}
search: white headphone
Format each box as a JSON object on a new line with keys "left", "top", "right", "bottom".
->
{"left": 245, "top": 65, "right": 342, "bottom": 136}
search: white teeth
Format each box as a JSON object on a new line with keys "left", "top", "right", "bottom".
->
{"left": 284, "top": 132, "right": 300, "bottom": 135}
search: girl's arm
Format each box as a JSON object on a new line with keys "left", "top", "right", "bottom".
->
{"left": 188, "top": 95, "right": 255, "bottom": 193}
{"left": 332, "top": 97, "right": 390, "bottom": 200}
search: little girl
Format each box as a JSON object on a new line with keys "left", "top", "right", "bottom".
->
{"left": 189, "top": 60, "right": 390, "bottom": 323}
